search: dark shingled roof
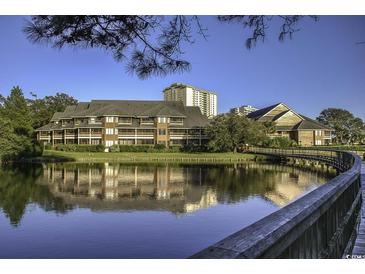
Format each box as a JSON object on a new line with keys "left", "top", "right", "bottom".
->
{"left": 36, "top": 100, "right": 209, "bottom": 131}
{"left": 294, "top": 115, "right": 332, "bottom": 130}
{"left": 55, "top": 100, "right": 189, "bottom": 118}
{"left": 247, "top": 103, "right": 281, "bottom": 120}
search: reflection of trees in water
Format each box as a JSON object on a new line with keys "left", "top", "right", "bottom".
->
{"left": 198, "top": 163, "right": 330, "bottom": 203}
{"left": 201, "top": 165, "right": 278, "bottom": 202}
{"left": 0, "top": 164, "right": 72, "bottom": 227}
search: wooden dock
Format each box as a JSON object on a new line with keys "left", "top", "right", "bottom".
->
{"left": 352, "top": 161, "right": 365, "bottom": 255}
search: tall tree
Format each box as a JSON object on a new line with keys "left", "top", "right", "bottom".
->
{"left": 24, "top": 16, "right": 316, "bottom": 79}
{"left": 28, "top": 92, "right": 78, "bottom": 128}
{"left": 0, "top": 87, "right": 42, "bottom": 161}
{"left": 346, "top": 117, "right": 365, "bottom": 144}
{"left": 206, "top": 113, "right": 268, "bottom": 152}
{"left": 317, "top": 108, "right": 365, "bottom": 144}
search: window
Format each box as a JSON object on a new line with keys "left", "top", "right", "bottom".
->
{"left": 169, "top": 129, "right": 186, "bottom": 135}
{"left": 79, "top": 128, "right": 89, "bottom": 134}
{"left": 119, "top": 139, "right": 135, "bottom": 145}
{"left": 140, "top": 117, "right": 155, "bottom": 124}
{"left": 170, "top": 117, "right": 183, "bottom": 124}
{"left": 137, "top": 129, "right": 155, "bottom": 135}
{"left": 315, "top": 140, "right": 322, "bottom": 145}
{"left": 79, "top": 139, "right": 89, "bottom": 145}
{"left": 158, "top": 129, "right": 166, "bottom": 135}
{"left": 89, "top": 117, "right": 95, "bottom": 124}
{"left": 105, "top": 140, "right": 114, "bottom": 147}
{"left": 315, "top": 130, "right": 322, "bottom": 136}
{"left": 157, "top": 117, "right": 168, "bottom": 123}
{"left": 137, "top": 139, "right": 154, "bottom": 145}
{"left": 106, "top": 117, "right": 114, "bottom": 123}
{"left": 106, "top": 128, "right": 114, "bottom": 135}
{"left": 91, "top": 128, "right": 102, "bottom": 134}
{"left": 171, "top": 139, "right": 185, "bottom": 145}
{"left": 91, "top": 139, "right": 101, "bottom": 145}
{"left": 118, "top": 117, "right": 132, "bottom": 124}
{"left": 119, "top": 129, "right": 135, "bottom": 135}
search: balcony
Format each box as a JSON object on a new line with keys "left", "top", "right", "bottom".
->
{"left": 169, "top": 130, "right": 187, "bottom": 136}
{"left": 118, "top": 130, "right": 135, "bottom": 136}
{"left": 136, "top": 130, "right": 155, "bottom": 136}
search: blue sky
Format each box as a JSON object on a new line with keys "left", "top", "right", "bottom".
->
{"left": 0, "top": 16, "right": 364, "bottom": 119}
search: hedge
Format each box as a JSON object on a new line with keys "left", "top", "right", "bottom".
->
{"left": 54, "top": 144, "right": 105, "bottom": 152}
{"left": 45, "top": 143, "right": 208, "bottom": 153}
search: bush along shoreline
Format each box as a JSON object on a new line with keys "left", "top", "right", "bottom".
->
{"left": 45, "top": 143, "right": 210, "bottom": 153}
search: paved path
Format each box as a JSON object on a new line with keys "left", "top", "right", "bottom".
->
{"left": 352, "top": 161, "right": 365, "bottom": 255}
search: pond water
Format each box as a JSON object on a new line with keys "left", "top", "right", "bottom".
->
{"left": 0, "top": 161, "right": 334, "bottom": 258}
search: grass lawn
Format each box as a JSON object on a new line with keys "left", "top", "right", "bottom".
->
{"left": 39, "top": 150, "right": 257, "bottom": 163}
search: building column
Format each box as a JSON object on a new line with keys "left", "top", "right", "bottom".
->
{"left": 186, "top": 129, "right": 189, "bottom": 145}
{"left": 134, "top": 166, "right": 138, "bottom": 187}
{"left": 77, "top": 128, "right": 79, "bottom": 144}
{"left": 135, "top": 128, "right": 137, "bottom": 145}
{"left": 89, "top": 128, "right": 91, "bottom": 145}
{"left": 199, "top": 129, "right": 202, "bottom": 146}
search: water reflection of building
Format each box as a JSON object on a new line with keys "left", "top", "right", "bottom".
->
{"left": 218, "top": 162, "right": 330, "bottom": 207}
{"left": 184, "top": 189, "right": 218, "bottom": 213}
{"left": 39, "top": 162, "right": 331, "bottom": 214}
{"left": 248, "top": 163, "right": 329, "bottom": 206}
{"left": 41, "top": 163, "right": 218, "bottom": 214}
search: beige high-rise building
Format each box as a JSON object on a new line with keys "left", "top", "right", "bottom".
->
{"left": 163, "top": 83, "right": 217, "bottom": 118}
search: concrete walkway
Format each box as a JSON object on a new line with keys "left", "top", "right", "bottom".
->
{"left": 352, "top": 161, "right": 365, "bottom": 255}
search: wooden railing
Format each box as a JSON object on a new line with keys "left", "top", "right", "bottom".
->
{"left": 191, "top": 147, "right": 362, "bottom": 259}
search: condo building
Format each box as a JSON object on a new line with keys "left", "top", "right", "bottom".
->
{"left": 230, "top": 105, "right": 259, "bottom": 116}
{"left": 247, "top": 103, "right": 333, "bottom": 146}
{"left": 163, "top": 83, "right": 217, "bottom": 118}
{"left": 35, "top": 100, "right": 210, "bottom": 147}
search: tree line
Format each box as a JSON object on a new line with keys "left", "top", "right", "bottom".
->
{"left": 0, "top": 86, "right": 77, "bottom": 161}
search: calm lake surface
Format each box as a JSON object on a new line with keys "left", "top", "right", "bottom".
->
{"left": 0, "top": 161, "right": 334, "bottom": 258}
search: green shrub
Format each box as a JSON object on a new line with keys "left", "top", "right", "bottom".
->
{"left": 119, "top": 145, "right": 152, "bottom": 152}
{"left": 168, "top": 146, "right": 181, "bottom": 153}
{"left": 21, "top": 140, "right": 44, "bottom": 158}
{"left": 109, "top": 144, "right": 120, "bottom": 152}
{"left": 54, "top": 144, "right": 105, "bottom": 152}
{"left": 264, "top": 137, "right": 298, "bottom": 148}
{"left": 44, "top": 143, "right": 53, "bottom": 150}
{"left": 181, "top": 143, "right": 208, "bottom": 153}
{"left": 153, "top": 144, "right": 166, "bottom": 151}
{"left": 31, "top": 141, "right": 44, "bottom": 157}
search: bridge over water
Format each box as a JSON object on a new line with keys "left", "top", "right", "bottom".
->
{"left": 191, "top": 147, "right": 363, "bottom": 259}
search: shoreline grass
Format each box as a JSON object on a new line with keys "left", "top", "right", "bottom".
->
{"left": 34, "top": 150, "right": 258, "bottom": 163}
